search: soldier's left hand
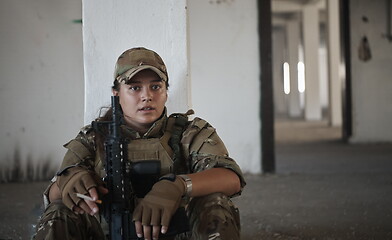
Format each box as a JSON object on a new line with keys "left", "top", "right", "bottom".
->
{"left": 133, "top": 176, "right": 185, "bottom": 239}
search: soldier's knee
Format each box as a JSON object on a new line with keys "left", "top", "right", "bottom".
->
{"left": 33, "top": 201, "right": 87, "bottom": 240}
{"left": 188, "top": 193, "right": 239, "bottom": 218}
{"left": 187, "top": 193, "right": 241, "bottom": 240}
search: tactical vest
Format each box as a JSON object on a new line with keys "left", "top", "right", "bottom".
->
{"left": 87, "top": 112, "right": 191, "bottom": 178}
{"left": 126, "top": 112, "right": 190, "bottom": 175}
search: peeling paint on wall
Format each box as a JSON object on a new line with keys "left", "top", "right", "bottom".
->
{"left": 0, "top": 146, "right": 56, "bottom": 183}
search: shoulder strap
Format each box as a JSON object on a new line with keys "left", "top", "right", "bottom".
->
{"left": 168, "top": 110, "right": 194, "bottom": 174}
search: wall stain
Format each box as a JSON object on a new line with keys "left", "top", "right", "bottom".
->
{"left": 0, "top": 146, "right": 57, "bottom": 183}
{"left": 209, "top": 0, "right": 234, "bottom": 4}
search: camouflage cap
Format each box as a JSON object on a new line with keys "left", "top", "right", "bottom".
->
{"left": 114, "top": 47, "right": 168, "bottom": 83}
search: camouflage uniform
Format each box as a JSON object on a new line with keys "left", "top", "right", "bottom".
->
{"left": 33, "top": 110, "right": 246, "bottom": 240}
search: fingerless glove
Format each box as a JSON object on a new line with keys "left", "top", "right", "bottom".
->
{"left": 132, "top": 176, "right": 185, "bottom": 227}
{"left": 56, "top": 166, "right": 100, "bottom": 210}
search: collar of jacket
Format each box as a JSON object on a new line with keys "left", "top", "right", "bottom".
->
{"left": 120, "top": 107, "right": 168, "bottom": 139}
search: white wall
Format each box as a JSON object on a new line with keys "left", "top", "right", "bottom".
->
{"left": 350, "top": 0, "right": 392, "bottom": 142}
{"left": 319, "top": 46, "right": 329, "bottom": 109}
{"left": 303, "top": 4, "right": 322, "bottom": 120}
{"left": 188, "top": 0, "right": 261, "bottom": 173}
{"left": 272, "top": 27, "right": 288, "bottom": 116}
{"left": 83, "top": 0, "right": 189, "bottom": 124}
{"left": 0, "top": 0, "right": 84, "bottom": 180}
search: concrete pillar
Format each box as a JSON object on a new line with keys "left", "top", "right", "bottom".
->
{"left": 188, "top": 0, "right": 261, "bottom": 173}
{"left": 286, "top": 20, "right": 302, "bottom": 117}
{"left": 327, "top": 0, "right": 342, "bottom": 126}
{"left": 303, "top": 4, "right": 322, "bottom": 120}
{"left": 82, "top": 0, "right": 189, "bottom": 124}
{"left": 272, "top": 28, "right": 287, "bottom": 116}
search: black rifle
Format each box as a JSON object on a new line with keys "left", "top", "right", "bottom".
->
{"left": 92, "top": 96, "right": 189, "bottom": 240}
{"left": 93, "top": 96, "right": 133, "bottom": 239}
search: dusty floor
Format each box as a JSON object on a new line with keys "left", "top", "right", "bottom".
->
{"left": 1, "top": 119, "right": 392, "bottom": 240}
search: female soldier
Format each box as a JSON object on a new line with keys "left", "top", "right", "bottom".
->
{"left": 34, "top": 47, "right": 246, "bottom": 240}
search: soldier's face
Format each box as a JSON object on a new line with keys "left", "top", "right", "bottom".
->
{"left": 114, "top": 69, "right": 168, "bottom": 132}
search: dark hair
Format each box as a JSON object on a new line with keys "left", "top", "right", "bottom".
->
{"left": 112, "top": 79, "right": 121, "bottom": 92}
{"left": 94, "top": 107, "right": 112, "bottom": 159}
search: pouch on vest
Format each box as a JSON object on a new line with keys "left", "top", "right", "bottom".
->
{"left": 130, "top": 160, "right": 161, "bottom": 198}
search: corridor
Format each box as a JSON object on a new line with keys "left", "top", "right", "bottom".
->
{"left": 235, "top": 118, "right": 392, "bottom": 239}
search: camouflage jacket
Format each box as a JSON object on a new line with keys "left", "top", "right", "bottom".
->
{"left": 52, "top": 110, "right": 245, "bottom": 204}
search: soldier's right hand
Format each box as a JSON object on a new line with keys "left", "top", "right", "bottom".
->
{"left": 72, "top": 185, "right": 108, "bottom": 216}
{"left": 56, "top": 166, "right": 108, "bottom": 215}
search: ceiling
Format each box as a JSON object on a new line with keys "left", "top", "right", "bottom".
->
{"left": 272, "top": 0, "right": 326, "bottom": 26}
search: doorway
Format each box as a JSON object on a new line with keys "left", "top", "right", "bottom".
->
{"left": 261, "top": 0, "right": 352, "bottom": 173}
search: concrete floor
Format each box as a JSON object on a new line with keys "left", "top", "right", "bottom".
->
{"left": 233, "top": 119, "right": 392, "bottom": 239}
{"left": 1, "top": 119, "right": 392, "bottom": 239}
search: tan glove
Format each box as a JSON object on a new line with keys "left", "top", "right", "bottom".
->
{"left": 132, "top": 176, "right": 185, "bottom": 227}
{"left": 56, "top": 166, "right": 101, "bottom": 210}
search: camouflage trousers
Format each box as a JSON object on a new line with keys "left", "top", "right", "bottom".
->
{"left": 33, "top": 193, "right": 241, "bottom": 240}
